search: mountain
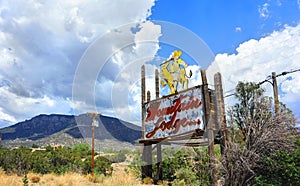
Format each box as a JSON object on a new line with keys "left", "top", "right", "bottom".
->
{"left": 0, "top": 113, "right": 142, "bottom": 148}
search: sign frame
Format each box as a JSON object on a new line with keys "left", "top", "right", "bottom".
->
{"left": 143, "top": 85, "right": 204, "bottom": 140}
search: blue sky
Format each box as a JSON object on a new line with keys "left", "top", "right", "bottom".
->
{"left": 150, "top": 0, "right": 300, "bottom": 54}
{"left": 0, "top": 0, "right": 300, "bottom": 128}
{"left": 150, "top": 0, "right": 300, "bottom": 121}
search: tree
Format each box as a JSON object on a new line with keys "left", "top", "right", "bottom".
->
{"left": 222, "top": 82, "right": 297, "bottom": 186}
{"left": 232, "top": 82, "right": 264, "bottom": 139}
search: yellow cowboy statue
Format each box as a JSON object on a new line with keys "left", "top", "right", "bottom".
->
{"left": 160, "top": 50, "right": 192, "bottom": 94}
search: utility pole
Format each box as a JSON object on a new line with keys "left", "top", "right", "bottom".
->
{"left": 272, "top": 72, "right": 280, "bottom": 116}
{"left": 88, "top": 112, "right": 99, "bottom": 171}
{"left": 258, "top": 69, "right": 300, "bottom": 116}
{"left": 258, "top": 72, "right": 280, "bottom": 116}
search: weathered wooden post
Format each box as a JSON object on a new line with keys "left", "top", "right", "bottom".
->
{"left": 208, "top": 97, "right": 217, "bottom": 186}
{"left": 141, "top": 65, "right": 147, "bottom": 179}
{"left": 141, "top": 65, "right": 152, "bottom": 180}
{"left": 201, "top": 69, "right": 210, "bottom": 130}
{"left": 155, "top": 68, "right": 163, "bottom": 181}
{"left": 155, "top": 69, "right": 159, "bottom": 99}
{"left": 201, "top": 69, "right": 217, "bottom": 185}
{"left": 141, "top": 65, "right": 146, "bottom": 138}
{"left": 146, "top": 91, "right": 153, "bottom": 178}
{"left": 214, "top": 72, "right": 227, "bottom": 155}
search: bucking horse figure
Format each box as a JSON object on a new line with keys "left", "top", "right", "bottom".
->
{"left": 160, "top": 50, "right": 192, "bottom": 94}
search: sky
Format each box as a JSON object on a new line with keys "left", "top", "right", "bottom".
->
{"left": 0, "top": 0, "right": 300, "bottom": 128}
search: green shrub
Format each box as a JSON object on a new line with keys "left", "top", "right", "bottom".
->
{"left": 105, "top": 150, "right": 127, "bottom": 163}
{"left": 143, "top": 176, "right": 154, "bottom": 184}
{"left": 254, "top": 138, "right": 300, "bottom": 186}
{"left": 174, "top": 167, "right": 200, "bottom": 186}
{"left": 129, "top": 147, "right": 213, "bottom": 185}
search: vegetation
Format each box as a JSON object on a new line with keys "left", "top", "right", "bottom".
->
{"left": 0, "top": 81, "right": 299, "bottom": 185}
{"left": 0, "top": 171, "right": 139, "bottom": 186}
{"left": 254, "top": 138, "right": 300, "bottom": 186}
{"left": 103, "top": 149, "right": 128, "bottom": 163}
{"left": 222, "top": 81, "right": 298, "bottom": 185}
{"left": 129, "top": 146, "right": 221, "bottom": 185}
{"left": 127, "top": 81, "right": 299, "bottom": 186}
{"left": 0, "top": 144, "right": 112, "bottom": 176}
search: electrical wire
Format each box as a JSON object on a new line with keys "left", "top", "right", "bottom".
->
{"left": 224, "top": 68, "right": 300, "bottom": 98}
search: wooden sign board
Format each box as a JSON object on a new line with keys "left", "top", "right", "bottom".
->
{"left": 144, "top": 86, "right": 204, "bottom": 139}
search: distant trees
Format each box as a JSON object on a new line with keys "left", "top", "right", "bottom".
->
{"left": 104, "top": 149, "right": 127, "bottom": 163}
{"left": 222, "top": 82, "right": 298, "bottom": 186}
{"left": 0, "top": 144, "right": 113, "bottom": 176}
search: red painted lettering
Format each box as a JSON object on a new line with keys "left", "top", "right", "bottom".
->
{"left": 145, "top": 102, "right": 160, "bottom": 122}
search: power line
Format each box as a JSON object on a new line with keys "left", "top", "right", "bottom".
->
{"left": 224, "top": 68, "right": 300, "bottom": 98}
{"left": 224, "top": 88, "right": 235, "bottom": 94}
{"left": 224, "top": 93, "right": 235, "bottom": 98}
{"left": 258, "top": 68, "right": 300, "bottom": 85}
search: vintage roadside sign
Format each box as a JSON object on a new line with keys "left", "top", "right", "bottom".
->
{"left": 144, "top": 86, "right": 204, "bottom": 139}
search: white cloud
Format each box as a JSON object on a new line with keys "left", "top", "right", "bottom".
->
{"left": 0, "top": 0, "right": 156, "bottom": 125}
{"left": 71, "top": 20, "right": 161, "bottom": 124}
{"left": 0, "top": 108, "right": 17, "bottom": 124}
{"left": 235, "top": 27, "right": 242, "bottom": 32}
{"left": 109, "top": 21, "right": 161, "bottom": 123}
{"left": 209, "top": 23, "right": 300, "bottom": 117}
{"left": 258, "top": 3, "right": 270, "bottom": 19}
{"left": 276, "top": 0, "right": 282, "bottom": 7}
{"left": 0, "top": 86, "right": 71, "bottom": 118}
{"left": 298, "top": 0, "right": 300, "bottom": 9}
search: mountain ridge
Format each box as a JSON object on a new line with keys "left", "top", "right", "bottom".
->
{"left": 0, "top": 113, "right": 142, "bottom": 148}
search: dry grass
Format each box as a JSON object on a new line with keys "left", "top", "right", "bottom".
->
{"left": 0, "top": 173, "right": 23, "bottom": 186}
{"left": 0, "top": 164, "right": 150, "bottom": 186}
{"left": 103, "top": 163, "right": 142, "bottom": 186}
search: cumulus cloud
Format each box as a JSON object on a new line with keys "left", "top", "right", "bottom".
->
{"left": 0, "top": 0, "right": 156, "bottom": 126}
{"left": 208, "top": 23, "right": 300, "bottom": 117}
{"left": 70, "top": 20, "right": 162, "bottom": 125}
{"left": 102, "top": 21, "right": 161, "bottom": 123}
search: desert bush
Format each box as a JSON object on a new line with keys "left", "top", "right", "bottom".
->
{"left": 143, "top": 176, "right": 154, "bottom": 184}
{"left": 254, "top": 138, "right": 300, "bottom": 186}
{"left": 87, "top": 173, "right": 105, "bottom": 183}
{"left": 129, "top": 147, "right": 213, "bottom": 185}
{"left": 105, "top": 150, "right": 127, "bottom": 163}
{"left": 173, "top": 167, "right": 200, "bottom": 186}
{"left": 222, "top": 82, "right": 297, "bottom": 185}
{"left": 29, "top": 174, "right": 40, "bottom": 183}
{"left": 0, "top": 166, "right": 5, "bottom": 175}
